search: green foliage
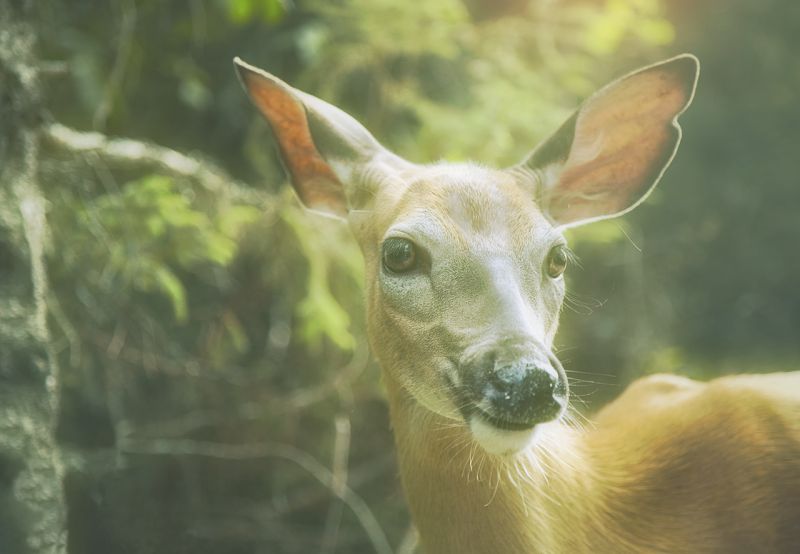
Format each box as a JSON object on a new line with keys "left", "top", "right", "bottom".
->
{"left": 225, "top": 0, "right": 288, "bottom": 24}
{"left": 53, "top": 175, "right": 258, "bottom": 322}
{"left": 289, "top": 0, "right": 675, "bottom": 165}
{"left": 580, "top": 0, "right": 674, "bottom": 55}
{"left": 33, "top": 0, "right": 800, "bottom": 551}
{"left": 281, "top": 203, "right": 363, "bottom": 351}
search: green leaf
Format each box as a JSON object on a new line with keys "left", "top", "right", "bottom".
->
{"left": 261, "top": 0, "right": 286, "bottom": 23}
{"left": 153, "top": 265, "right": 188, "bottom": 322}
{"left": 226, "top": 0, "right": 256, "bottom": 24}
{"left": 282, "top": 205, "right": 356, "bottom": 351}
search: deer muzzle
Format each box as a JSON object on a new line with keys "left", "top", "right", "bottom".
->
{"left": 457, "top": 341, "right": 568, "bottom": 432}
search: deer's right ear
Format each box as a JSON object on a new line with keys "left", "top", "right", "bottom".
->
{"left": 518, "top": 54, "right": 699, "bottom": 228}
{"left": 234, "top": 58, "right": 401, "bottom": 218}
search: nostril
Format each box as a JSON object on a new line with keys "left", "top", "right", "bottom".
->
{"left": 490, "top": 363, "right": 556, "bottom": 392}
{"left": 516, "top": 366, "right": 557, "bottom": 406}
{"left": 481, "top": 363, "right": 563, "bottom": 425}
{"left": 488, "top": 364, "right": 525, "bottom": 391}
{"left": 528, "top": 367, "right": 557, "bottom": 393}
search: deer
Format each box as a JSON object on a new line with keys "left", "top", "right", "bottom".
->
{"left": 234, "top": 54, "right": 800, "bottom": 553}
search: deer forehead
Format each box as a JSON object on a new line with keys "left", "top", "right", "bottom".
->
{"left": 370, "top": 163, "right": 558, "bottom": 257}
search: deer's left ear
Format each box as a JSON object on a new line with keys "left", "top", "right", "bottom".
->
{"left": 518, "top": 54, "right": 699, "bottom": 227}
{"left": 234, "top": 57, "right": 407, "bottom": 218}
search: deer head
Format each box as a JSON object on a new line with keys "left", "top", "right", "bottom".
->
{"left": 235, "top": 55, "right": 698, "bottom": 455}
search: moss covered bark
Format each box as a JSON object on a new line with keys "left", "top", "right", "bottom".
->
{"left": 0, "top": 1, "right": 67, "bottom": 552}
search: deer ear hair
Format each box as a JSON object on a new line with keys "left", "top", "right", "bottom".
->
{"left": 234, "top": 57, "right": 406, "bottom": 218}
{"left": 518, "top": 54, "right": 699, "bottom": 227}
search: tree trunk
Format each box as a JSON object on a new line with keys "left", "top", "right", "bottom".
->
{"left": 0, "top": 0, "right": 67, "bottom": 552}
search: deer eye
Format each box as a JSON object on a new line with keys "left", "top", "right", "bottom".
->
{"left": 382, "top": 237, "right": 417, "bottom": 274}
{"left": 546, "top": 245, "right": 568, "bottom": 279}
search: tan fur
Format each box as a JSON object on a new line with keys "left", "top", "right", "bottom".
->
{"left": 235, "top": 55, "right": 799, "bottom": 553}
{"left": 388, "top": 369, "right": 800, "bottom": 553}
{"left": 345, "top": 166, "right": 800, "bottom": 553}
{"left": 364, "top": 179, "right": 800, "bottom": 554}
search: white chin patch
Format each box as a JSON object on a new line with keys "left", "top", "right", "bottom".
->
{"left": 469, "top": 416, "right": 540, "bottom": 456}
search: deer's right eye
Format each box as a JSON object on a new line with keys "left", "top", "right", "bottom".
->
{"left": 382, "top": 238, "right": 417, "bottom": 274}
{"left": 546, "top": 244, "right": 569, "bottom": 279}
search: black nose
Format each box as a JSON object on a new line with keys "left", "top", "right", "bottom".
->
{"left": 483, "top": 363, "right": 562, "bottom": 427}
{"left": 460, "top": 354, "right": 566, "bottom": 430}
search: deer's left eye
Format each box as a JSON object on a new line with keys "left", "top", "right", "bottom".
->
{"left": 383, "top": 237, "right": 417, "bottom": 274}
{"left": 546, "top": 245, "right": 568, "bottom": 279}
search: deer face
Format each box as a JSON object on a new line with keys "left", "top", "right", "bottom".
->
{"left": 235, "top": 55, "right": 698, "bottom": 454}
{"left": 356, "top": 164, "right": 569, "bottom": 453}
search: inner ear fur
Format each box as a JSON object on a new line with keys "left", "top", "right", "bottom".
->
{"left": 520, "top": 54, "right": 700, "bottom": 227}
{"left": 234, "top": 57, "right": 398, "bottom": 218}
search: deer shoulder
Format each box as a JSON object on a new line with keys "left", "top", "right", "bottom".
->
{"left": 586, "top": 372, "right": 800, "bottom": 553}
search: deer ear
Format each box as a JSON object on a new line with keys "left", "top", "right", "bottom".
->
{"left": 520, "top": 54, "right": 699, "bottom": 227}
{"left": 234, "top": 57, "right": 400, "bottom": 218}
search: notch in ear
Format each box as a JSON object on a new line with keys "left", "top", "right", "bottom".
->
{"left": 234, "top": 57, "right": 402, "bottom": 218}
{"left": 518, "top": 54, "right": 699, "bottom": 227}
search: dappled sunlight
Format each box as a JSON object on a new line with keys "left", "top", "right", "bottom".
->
{"left": 1, "top": 0, "right": 798, "bottom": 551}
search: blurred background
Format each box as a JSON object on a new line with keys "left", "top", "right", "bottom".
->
{"left": 1, "top": 0, "right": 799, "bottom": 552}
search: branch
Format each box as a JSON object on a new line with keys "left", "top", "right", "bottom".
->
{"left": 93, "top": 0, "right": 137, "bottom": 131}
{"left": 109, "top": 341, "right": 372, "bottom": 439}
{"left": 396, "top": 524, "right": 420, "bottom": 554}
{"left": 119, "top": 437, "right": 393, "bottom": 554}
{"left": 320, "top": 414, "right": 352, "bottom": 554}
{"left": 43, "top": 123, "right": 272, "bottom": 206}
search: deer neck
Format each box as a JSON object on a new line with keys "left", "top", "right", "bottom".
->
{"left": 384, "top": 374, "right": 603, "bottom": 554}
